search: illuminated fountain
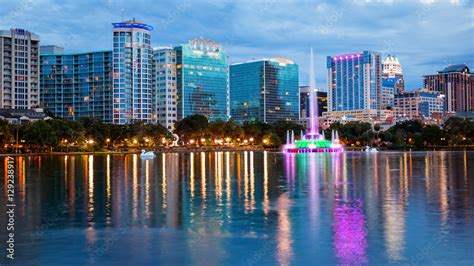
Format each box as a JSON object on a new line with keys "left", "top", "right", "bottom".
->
{"left": 284, "top": 49, "right": 343, "bottom": 153}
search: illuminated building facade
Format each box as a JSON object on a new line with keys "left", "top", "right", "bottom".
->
{"left": 175, "top": 38, "right": 229, "bottom": 121}
{"left": 0, "top": 28, "right": 40, "bottom": 109}
{"left": 326, "top": 51, "right": 382, "bottom": 122}
{"left": 382, "top": 54, "right": 404, "bottom": 94}
{"left": 112, "top": 19, "right": 153, "bottom": 124}
{"left": 230, "top": 58, "right": 299, "bottom": 123}
{"left": 423, "top": 64, "right": 473, "bottom": 113}
{"left": 40, "top": 49, "right": 113, "bottom": 122}
{"left": 152, "top": 47, "right": 177, "bottom": 130}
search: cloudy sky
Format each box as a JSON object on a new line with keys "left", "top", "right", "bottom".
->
{"left": 1, "top": 0, "right": 473, "bottom": 89}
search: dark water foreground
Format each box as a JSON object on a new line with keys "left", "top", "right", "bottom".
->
{"left": 1, "top": 151, "right": 473, "bottom": 265}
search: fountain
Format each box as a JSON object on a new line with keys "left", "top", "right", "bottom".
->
{"left": 284, "top": 48, "right": 343, "bottom": 153}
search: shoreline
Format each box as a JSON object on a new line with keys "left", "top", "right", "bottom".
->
{"left": 1, "top": 146, "right": 473, "bottom": 157}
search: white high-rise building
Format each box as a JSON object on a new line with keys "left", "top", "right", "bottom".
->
{"left": 152, "top": 47, "right": 177, "bottom": 130}
{"left": 112, "top": 19, "right": 153, "bottom": 124}
{"left": 0, "top": 28, "right": 40, "bottom": 109}
{"left": 382, "top": 55, "right": 403, "bottom": 78}
{"left": 382, "top": 54, "right": 404, "bottom": 94}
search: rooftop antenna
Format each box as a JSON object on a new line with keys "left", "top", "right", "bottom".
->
{"left": 121, "top": 8, "right": 124, "bottom": 21}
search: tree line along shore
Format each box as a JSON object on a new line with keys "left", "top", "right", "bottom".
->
{"left": 1, "top": 114, "right": 473, "bottom": 154}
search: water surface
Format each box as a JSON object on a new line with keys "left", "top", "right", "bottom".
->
{"left": 1, "top": 151, "right": 474, "bottom": 265}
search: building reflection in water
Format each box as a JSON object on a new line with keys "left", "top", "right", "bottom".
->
{"left": 284, "top": 153, "right": 296, "bottom": 193}
{"left": 162, "top": 153, "right": 167, "bottom": 210}
{"left": 2, "top": 150, "right": 474, "bottom": 265}
{"left": 165, "top": 153, "right": 179, "bottom": 228}
{"left": 87, "top": 155, "right": 95, "bottom": 226}
{"left": 383, "top": 156, "right": 406, "bottom": 261}
{"left": 226, "top": 152, "right": 231, "bottom": 208}
{"left": 86, "top": 155, "right": 97, "bottom": 246}
{"left": 190, "top": 152, "right": 195, "bottom": 200}
{"left": 200, "top": 152, "right": 206, "bottom": 208}
{"left": 276, "top": 193, "right": 293, "bottom": 266}
{"left": 438, "top": 151, "right": 449, "bottom": 227}
{"left": 250, "top": 151, "right": 255, "bottom": 211}
{"left": 132, "top": 154, "right": 138, "bottom": 221}
{"left": 332, "top": 152, "right": 368, "bottom": 265}
{"left": 263, "top": 151, "right": 269, "bottom": 215}
{"left": 106, "top": 155, "right": 112, "bottom": 225}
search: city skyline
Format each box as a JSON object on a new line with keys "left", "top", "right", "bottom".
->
{"left": 1, "top": 0, "right": 472, "bottom": 91}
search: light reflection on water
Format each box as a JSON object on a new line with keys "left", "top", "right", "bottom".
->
{"left": 1, "top": 151, "right": 474, "bottom": 265}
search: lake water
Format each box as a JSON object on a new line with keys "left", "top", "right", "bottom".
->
{"left": 1, "top": 151, "right": 474, "bottom": 265}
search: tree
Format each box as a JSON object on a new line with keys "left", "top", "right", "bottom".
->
{"left": 174, "top": 115, "right": 208, "bottom": 143}
{"left": 444, "top": 117, "right": 473, "bottom": 145}
{"left": 23, "top": 120, "right": 58, "bottom": 152}
{"left": 0, "top": 119, "right": 14, "bottom": 152}
{"left": 271, "top": 120, "right": 305, "bottom": 144}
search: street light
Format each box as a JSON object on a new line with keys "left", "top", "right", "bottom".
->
{"left": 88, "top": 139, "right": 94, "bottom": 144}
{"left": 263, "top": 139, "right": 268, "bottom": 145}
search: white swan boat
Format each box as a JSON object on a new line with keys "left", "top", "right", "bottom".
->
{"left": 140, "top": 150, "right": 156, "bottom": 159}
{"left": 365, "top": 146, "right": 379, "bottom": 153}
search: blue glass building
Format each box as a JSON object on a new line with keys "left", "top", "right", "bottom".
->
{"left": 112, "top": 19, "right": 153, "bottom": 124}
{"left": 40, "top": 49, "right": 113, "bottom": 122}
{"left": 230, "top": 58, "right": 299, "bottom": 123}
{"left": 327, "top": 51, "right": 382, "bottom": 116}
{"left": 381, "top": 78, "right": 397, "bottom": 108}
{"left": 175, "top": 39, "right": 229, "bottom": 121}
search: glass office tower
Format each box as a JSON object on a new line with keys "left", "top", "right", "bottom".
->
{"left": 175, "top": 39, "right": 229, "bottom": 121}
{"left": 326, "top": 51, "right": 382, "bottom": 121}
{"left": 230, "top": 58, "right": 299, "bottom": 123}
{"left": 40, "top": 49, "right": 113, "bottom": 122}
{"left": 152, "top": 47, "right": 177, "bottom": 130}
{"left": 112, "top": 19, "right": 153, "bottom": 124}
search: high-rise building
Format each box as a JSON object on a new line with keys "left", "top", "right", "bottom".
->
{"left": 299, "top": 85, "right": 327, "bottom": 127}
{"left": 325, "top": 51, "right": 382, "bottom": 122}
{"left": 175, "top": 38, "right": 228, "bottom": 121}
{"left": 112, "top": 19, "right": 153, "bottom": 124}
{"left": 423, "top": 64, "right": 473, "bottom": 113}
{"left": 40, "top": 48, "right": 113, "bottom": 122}
{"left": 230, "top": 58, "right": 299, "bottom": 123}
{"left": 381, "top": 78, "right": 396, "bottom": 109}
{"left": 394, "top": 89, "right": 444, "bottom": 123}
{"left": 382, "top": 55, "right": 404, "bottom": 93}
{"left": 0, "top": 28, "right": 40, "bottom": 109}
{"left": 152, "top": 47, "right": 177, "bottom": 130}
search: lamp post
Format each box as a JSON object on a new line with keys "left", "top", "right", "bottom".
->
{"left": 64, "top": 139, "right": 68, "bottom": 153}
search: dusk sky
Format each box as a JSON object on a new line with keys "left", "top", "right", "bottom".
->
{"left": 1, "top": 0, "right": 473, "bottom": 90}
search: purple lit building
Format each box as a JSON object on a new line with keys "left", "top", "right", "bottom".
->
{"left": 325, "top": 51, "right": 382, "bottom": 122}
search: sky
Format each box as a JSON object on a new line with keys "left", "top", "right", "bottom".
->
{"left": 1, "top": 0, "right": 473, "bottom": 90}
